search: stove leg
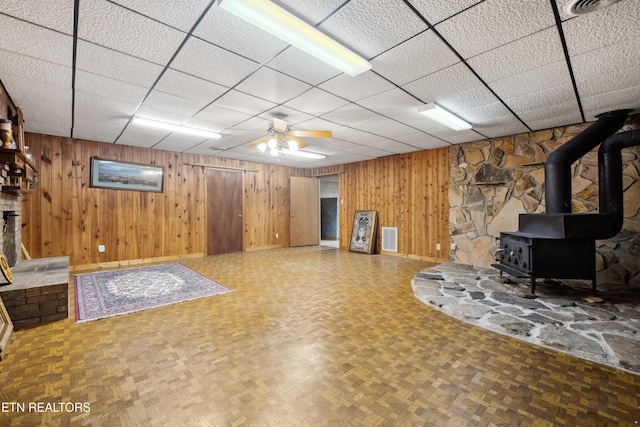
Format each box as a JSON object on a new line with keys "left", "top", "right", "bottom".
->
{"left": 530, "top": 275, "right": 536, "bottom": 294}
{"left": 592, "top": 273, "right": 597, "bottom": 295}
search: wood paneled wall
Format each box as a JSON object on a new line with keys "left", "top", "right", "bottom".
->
{"left": 309, "top": 148, "right": 450, "bottom": 262}
{"left": 21, "top": 133, "right": 305, "bottom": 268}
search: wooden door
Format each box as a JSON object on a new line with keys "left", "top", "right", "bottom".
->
{"left": 206, "top": 169, "right": 243, "bottom": 255}
{"left": 290, "top": 177, "right": 319, "bottom": 247}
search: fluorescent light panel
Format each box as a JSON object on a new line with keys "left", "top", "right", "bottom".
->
{"left": 133, "top": 117, "right": 221, "bottom": 139}
{"left": 219, "top": 0, "right": 371, "bottom": 77}
{"left": 417, "top": 103, "right": 472, "bottom": 131}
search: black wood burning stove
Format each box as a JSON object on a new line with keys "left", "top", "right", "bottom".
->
{"left": 492, "top": 109, "right": 640, "bottom": 294}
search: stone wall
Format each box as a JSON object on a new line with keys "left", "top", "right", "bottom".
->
{"left": 449, "top": 116, "right": 640, "bottom": 285}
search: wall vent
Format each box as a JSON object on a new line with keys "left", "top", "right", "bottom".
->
{"left": 381, "top": 227, "right": 398, "bottom": 252}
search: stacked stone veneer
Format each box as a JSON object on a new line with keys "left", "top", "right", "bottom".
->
{"left": 449, "top": 117, "right": 640, "bottom": 286}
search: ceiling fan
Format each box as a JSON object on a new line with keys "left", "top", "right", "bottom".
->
{"left": 249, "top": 114, "right": 332, "bottom": 157}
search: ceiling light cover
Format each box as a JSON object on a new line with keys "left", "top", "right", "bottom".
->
{"left": 281, "top": 149, "right": 325, "bottom": 159}
{"left": 219, "top": 0, "right": 372, "bottom": 76}
{"left": 417, "top": 104, "right": 472, "bottom": 131}
{"left": 133, "top": 117, "right": 221, "bottom": 139}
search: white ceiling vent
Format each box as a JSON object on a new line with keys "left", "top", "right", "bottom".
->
{"left": 563, "top": 0, "right": 623, "bottom": 16}
{"left": 382, "top": 227, "right": 398, "bottom": 253}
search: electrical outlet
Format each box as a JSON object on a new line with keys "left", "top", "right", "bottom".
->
{"left": 451, "top": 243, "right": 457, "bottom": 251}
{"left": 436, "top": 243, "right": 441, "bottom": 251}
{"left": 98, "top": 245, "right": 105, "bottom": 253}
{"left": 275, "top": 233, "right": 279, "bottom": 239}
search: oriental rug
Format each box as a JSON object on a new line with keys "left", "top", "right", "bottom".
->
{"left": 74, "top": 263, "right": 232, "bottom": 323}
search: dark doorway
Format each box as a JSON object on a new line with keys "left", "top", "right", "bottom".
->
{"left": 321, "top": 198, "right": 338, "bottom": 239}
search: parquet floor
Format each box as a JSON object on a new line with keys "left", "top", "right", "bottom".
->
{"left": 1, "top": 246, "right": 639, "bottom": 426}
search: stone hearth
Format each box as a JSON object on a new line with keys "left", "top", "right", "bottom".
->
{"left": 0, "top": 257, "right": 70, "bottom": 329}
{"left": 412, "top": 262, "right": 640, "bottom": 374}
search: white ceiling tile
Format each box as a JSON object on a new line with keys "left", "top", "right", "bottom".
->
{"left": 235, "top": 67, "right": 311, "bottom": 104}
{"left": 0, "top": 50, "right": 72, "bottom": 91}
{"left": 228, "top": 116, "right": 272, "bottom": 132}
{"left": 116, "top": 125, "right": 167, "bottom": 148}
{"left": 574, "top": 64, "right": 640, "bottom": 99}
{"left": 353, "top": 116, "right": 402, "bottom": 134}
{"left": 258, "top": 108, "right": 314, "bottom": 126}
{"left": 438, "top": 86, "right": 502, "bottom": 113}
{"left": 402, "top": 63, "right": 484, "bottom": 104}
{"left": 1, "top": 0, "right": 74, "bottom": 34}
{"left": 76, "top": 40, "right": 164, "bottom": 87}
{"left": 154, "top": 69, "right": 229, "bottom": 104}
{"left": 467, "top": 28, "right": 565, "bottom": 83}
{"left": 435, "top": 0, "right": 555, "bottom": 59}
{"left": 79, "top": 0, "right": 186, "bottom": 64}
{"left": 318, "top": 0, "right": 427, "bottom": 59}
{"left": 265, "top": 49, "right": 342, "bottom": 86}
{"left": 562, "top": 0, "right": 640, "bottom": 57}
{"left": 274, "top": 0, "right": 346, "bottom": 24}
{"left": 407, "top": 0, "right": 483, "bottom": 25}
{"left": 74, "top": 90, "right": 139, "bottom": 123}
{"left": 470, "top": 113, "right": 530, "bottom": 139}
{"left": 0, "top": 14, "right": 72, "bottom": 66}
{"left": 284, "top": 88, "right": 350, "bottom": 117}
{"left": 368, "top": 140, "right": 416, "bottom": 154}
{"left": 344, "top": 145, "right": 392, "bottom": 158}
{"left": 504, "top": 87, "right": 578, "bottom": 117}
{"left": 194, "top": 5, "right": 290, "bottom": 63}
{"left": 295, "top": 118, "right": 344, "bottom": 132}
{"left": 211, "top": 90, "right": 277, "bottom": 116}
{"left": 395, "top": 132, "right": 444, "bottom": 147}
{"left": 111, "top": 0, "right": 211, "bottom": 32}
{"left": 321, "top": 104, "right": 379, "bottom": 127}
{"left": 523, "top": 109, "right": 584, "bottom": 131}
{"left": 487, "top": 61, "right": 573, "bottom": 101}
{"left": 73, "top": 119, "right": 125, "bottom": 143}
{"left": 321, "top": 139, "right": 364, "bottom": 151}
{"left": 75, "top": 70, "right": 148, "bottom": 104}
{"left": 171, "top": 37, "right": 260, "bottom": 87}
{"left": 347, "top": 133, "right": 388, "bottom": 146}
{"left": 151, "top": 133, "right": 208, "bottom": 151}
{"left": 581, "top": 87, "right": 640, "bottom": 121}
{"left": 402, "top": 137, "right": 450, "bottom": 150}
{"left": 372, "top": 30, "right": 460, "bottom": 86}
{"left": 571, "top": 41, "right": 640, "bottom": 91}
{"left": 319, "top": 71, "right": 396, "bottom": 102}
{"left": 459, "top": 102, "right": 516, "bottom": 124}
{"left": 143, "top": 90, "right": 210, "bottom": 117}
{"left": 375, "top": 124, "right": 424, "bottom": 139}
{"left": 186, "top": 104, "right": 252, "bottom": 130}
{"left": 356, "top": 89, "right": 425, "bottom": 123}
{"left": 331, "top": 127, "right": 370, "bottom": 140}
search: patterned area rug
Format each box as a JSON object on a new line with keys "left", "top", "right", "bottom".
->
{"left": 74, "top": 263, "right": 232, "bottom": 323}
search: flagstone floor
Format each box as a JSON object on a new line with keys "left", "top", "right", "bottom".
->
{"left": 1, "top": 247, "right": 639, "bottom": 426}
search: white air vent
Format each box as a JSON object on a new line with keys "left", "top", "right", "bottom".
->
{"left": 563, "top": 0, "right": 622, "bottom": 16}
{"left": 381, "top": 227, "right": 398, "bottom": 252}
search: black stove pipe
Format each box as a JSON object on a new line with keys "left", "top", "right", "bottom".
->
{"left": 598, "top": 129, "right": 640, "bottom": 237}
{"left": 544, "top": 110, "right": 631, "bottom": 214}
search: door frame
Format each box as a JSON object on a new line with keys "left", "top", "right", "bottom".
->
{"left": 205, "top": 167, "right": 244, "bottom": 255}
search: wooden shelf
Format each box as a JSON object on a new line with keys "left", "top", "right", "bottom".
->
{"left": 0, "top": 148, "right": 38, "bottom": 194}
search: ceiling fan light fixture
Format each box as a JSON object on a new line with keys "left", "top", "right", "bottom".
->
{"left": 257, "top": 142, "right": 267, "bottom": 152}
{"left": 132, "top": 117, "right": 221, "bottom": 139}
{"left": 417, "top": 103, "right": 472, "bottom": 131}
{"left": 219, "top": 0, "right": 371, "bottom": 77}
{"left": 267, "top": 137, "right": 277, "bottom": 148}
{"left": 287, "top": 139, "right": 298, "bottom": 151}
{"left": 270, "top": 148, "right": 279, "bottom": 156}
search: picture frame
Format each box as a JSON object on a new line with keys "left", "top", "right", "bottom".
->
{"left": 90, "top": 157, "right": 164, "bottom": 192}
{"left": 349, "top": 210, "right": 378, "bottom": 254}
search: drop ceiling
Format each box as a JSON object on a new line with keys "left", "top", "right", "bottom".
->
{"left": 0, "top": 0, "right": 638, "bottom": 168}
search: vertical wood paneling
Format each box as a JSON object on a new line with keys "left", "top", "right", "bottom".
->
{"left": 308, "top": 148, "right": 450, "bottom": 262}
{"left": 22, "top": 134, "right": 310, "bottom": 267}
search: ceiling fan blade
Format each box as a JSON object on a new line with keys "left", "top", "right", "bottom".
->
{"left": 248, "top": 135, "right": 271, "bottom": 147}
{"left": 288, "top": 137, "right": 308, "bottom": 149}
{"left": 290, "top": 130, "right": 332, "bottom": 138}
{"left": 273, "top": 117, "right": 288, "bottom": 132}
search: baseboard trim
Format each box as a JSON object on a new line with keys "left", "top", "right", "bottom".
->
{"left": 70, "top": 253, "right": 206, "bottom": 272}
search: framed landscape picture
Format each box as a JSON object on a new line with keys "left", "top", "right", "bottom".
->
{"left": 90, "top": 157, "right": 164, "bottom": 192}
{"left": 349, "top": 210, "right": 378, "bottom": 254}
